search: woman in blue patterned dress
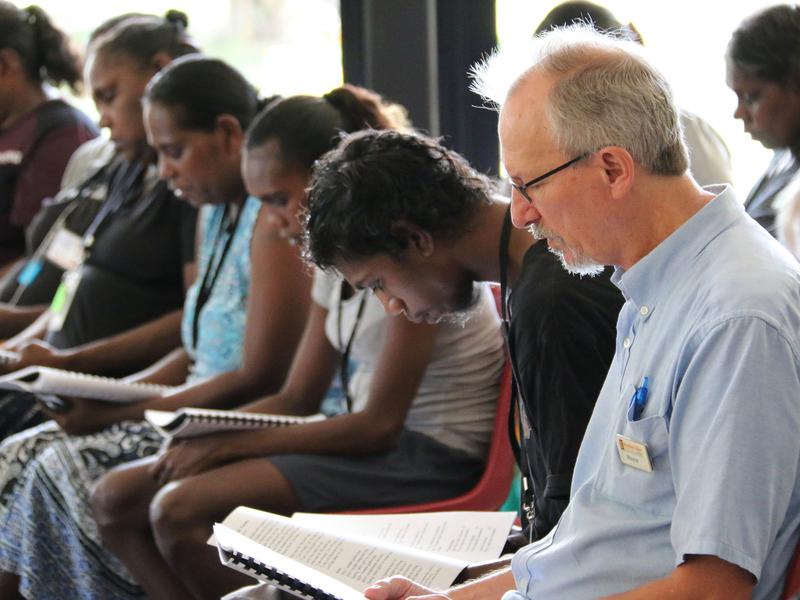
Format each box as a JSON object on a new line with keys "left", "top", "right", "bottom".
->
{"left": 0, "top": 52, "right": 312, "bottom": 600}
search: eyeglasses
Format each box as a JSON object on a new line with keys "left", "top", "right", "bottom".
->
{"left": 509, "top": 153, "right": 590, "bottom": 204}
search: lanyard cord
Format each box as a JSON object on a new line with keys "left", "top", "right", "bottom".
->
{"left": 336, "top": 281, "right": 368, "bottom": 414}
{"left": 499, "top": 204, "right": 538, "bottom": 539}
{"left": 8, "top": 161, "right": 113, "bottom": 307}
{"left": 81, "top": 161, "right": 146, "bottom": 255}
{"left": 191, "top": 202, "right": 243, "bottom": 351}
{"left": 499, "top": 205, "right": 512, "bottom": 327}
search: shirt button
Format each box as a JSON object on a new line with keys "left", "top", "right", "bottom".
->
{"left": 639, "top": 305, "right": 650, "bottom": 316}
{"left": 623, "top": 337, "right": 632, "bottom": 348}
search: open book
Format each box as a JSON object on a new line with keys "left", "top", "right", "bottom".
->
{"left": 0, "top": 366, "right": 174, "bottom": 407}
{"left": 145, "top": 408, "right": 326, "bottom": 439}
{"left": 213, "top": 507, "right": 516, "bottom": 600}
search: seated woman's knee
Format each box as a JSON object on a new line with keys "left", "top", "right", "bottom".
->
{"left": 91, "top": 467, "right": 141, "bottom": 532}
{"left": 149, "top": 479, "right": 203, "bottom": 542}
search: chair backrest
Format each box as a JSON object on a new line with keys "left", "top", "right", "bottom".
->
{"left": 344, "top": 284, "right": 516, "bottom": 514}
{"left": 783, "top": 536, "right": 800, "bottom": 599}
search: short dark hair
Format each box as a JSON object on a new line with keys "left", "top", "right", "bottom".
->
{"left": 728, "top": 4, "right": 800, "bottom": 87}
{"left": 144, "top": 55, "right": 261, "bottom": 132}
{"left": 305, "top": 129, "right": 493, "bottom": 269}
{"left": 536, "top": 1, "right": 623, "bottom": 35}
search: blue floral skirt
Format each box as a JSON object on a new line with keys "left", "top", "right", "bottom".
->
{"left": 0, "top": 420, "right": 162, "bottom": 600}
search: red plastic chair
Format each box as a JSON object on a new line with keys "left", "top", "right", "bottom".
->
{"left": 345, "top": 360, "right": 513, "bottom": 514}
{"left": 783, "top": 536, "right": 800, "bottom": 599}
{"left": 344, "top": 284, "right": 516, "bottom": 514}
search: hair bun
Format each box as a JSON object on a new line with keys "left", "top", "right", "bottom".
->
{"left": 164, "top": 9, "right": 188, "bottom": 32}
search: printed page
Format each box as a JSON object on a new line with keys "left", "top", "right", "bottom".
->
{"left": 217, "top": 507, "right": 466, "bottom": 590}
{"left": 0, "top": 366, "right": 174, "bottom": 402}
{"left": 215, "top": 525, "right": 365, "bottom": 600}
{"left": 291, "top": 511, "right": 516, "bottom": 563}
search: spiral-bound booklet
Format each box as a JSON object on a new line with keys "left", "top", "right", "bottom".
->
{"left": 213, "top": 507, "right": 516, "bottom": 599}
{"left": 145, "top": 408, "right": 326, "bottom": 439}
{"left": 0, "top": 366, "right": 175, "bottom": 403}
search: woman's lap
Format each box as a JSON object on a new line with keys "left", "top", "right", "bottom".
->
{"left": 269, "top": 429, "right": 484, "bottom": 512}
{"left": 0, "top": 420, "right": 163, "bottom": 600}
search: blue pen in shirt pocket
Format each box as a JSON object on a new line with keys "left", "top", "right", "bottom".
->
{"left": 628, "top": 376, "right": 649, "bottom": 421}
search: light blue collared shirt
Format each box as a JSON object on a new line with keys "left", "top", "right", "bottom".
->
{"left": 504, "top": 186, "right": 800, "bottom": 599}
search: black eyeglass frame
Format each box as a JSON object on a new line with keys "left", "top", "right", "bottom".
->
{"left": 510, "top": 152, "right": 590, "bottom": 203}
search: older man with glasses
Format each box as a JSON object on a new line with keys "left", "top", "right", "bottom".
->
{"left": 366, "top": 25, "right": 800, "bottom": 600}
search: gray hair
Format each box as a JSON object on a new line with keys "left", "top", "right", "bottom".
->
{"left": 472, "top": 25, "right": 688, "bottom": 176}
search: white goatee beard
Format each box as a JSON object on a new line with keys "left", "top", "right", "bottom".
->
{"left": 528, "top": 224, "right": 604, "bottom": 277}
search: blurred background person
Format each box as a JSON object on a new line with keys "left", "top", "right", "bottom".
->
{"left": 0, "top": 1, "right": 97, "bottom": 270}
{"left": 726, "top": 4, "right": 800, "bottom": 241}
{"left": 0, "top": 11, "right": 198, "bottom": 439}
{"left": 535, "top": 1, "right": 734, "bottom": 189}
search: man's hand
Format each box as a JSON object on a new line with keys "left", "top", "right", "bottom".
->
{"left": 148, "top": 435, "right": 232, "bottom": 485}
{"left": 363, "top": 577, "right": 449, "bottom": 600}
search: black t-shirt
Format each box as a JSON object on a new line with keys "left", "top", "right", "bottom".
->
{"left": 40, "top": 160, "right": 197, "bottom": 349}
{"left": 0, "top": 164, "right": 108, "bottom": 306}
{"left": 507, "top": 240, "right": 623, "bottom": 541}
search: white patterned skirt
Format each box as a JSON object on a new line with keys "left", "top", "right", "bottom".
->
{"left": 0, "top": 419, "right": 163, "bottom": 600}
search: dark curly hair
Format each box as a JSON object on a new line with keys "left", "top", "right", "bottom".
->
{"left": 0, "top": 2, "right": 81, "bottom": 91}
{"left": 728, "top": 4, "right": 800, "bottom": 87}
{"left": 305, "top": 129, "right": 493, "bottom": 269}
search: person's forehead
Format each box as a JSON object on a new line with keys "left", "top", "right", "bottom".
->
{"left": 499, "top": 79, "right": 558, "bottom": 173}
{"left": 144, "top": 103, "right": 180, "bottom": 140}
{"left": 340, "top": 254, "right": 394, "bottom": 277}
{"left": 243, "top": 142, "right": 286, "bottom": 185}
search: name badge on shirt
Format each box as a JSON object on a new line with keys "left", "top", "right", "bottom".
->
{"left": 48, "top": 269, "right": 82, "bottom": 332}
{"left": 45, "top": 227, "right": 84, "bottom": 272}
{"left": 616, "top": 434, "right": 653, "bottom": 472}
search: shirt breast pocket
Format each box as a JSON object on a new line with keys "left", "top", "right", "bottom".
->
{"left": 594, "top": 413, "right": 673, "bottom": 516}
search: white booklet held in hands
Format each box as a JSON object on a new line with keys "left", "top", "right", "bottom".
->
{"left": 145, "top": 408, "right": 326, "bottom": 439}
{"left": 213, "top": 506, "right": 516, "bottom": 600}
{"left": 0, "top": 366, "right": 175, "bottom": 406}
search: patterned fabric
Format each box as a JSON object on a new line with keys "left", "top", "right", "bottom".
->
{"left": 0, "top": 392, "right": 46, "bottom": 446}
{"left": 181, "top": 197, "right": 260, "bottom": 381}
{"left": 0, "top": 421, "right": 159, "bottom": 599}
{"left": 0, "top": 198, "right": 261, "bottom": 599}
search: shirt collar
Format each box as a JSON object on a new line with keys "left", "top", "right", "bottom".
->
{"left": 611, "top": 185, "right": 741, "bottom": 307}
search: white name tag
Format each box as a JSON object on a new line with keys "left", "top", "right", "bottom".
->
{"left": 0, "top": 150, "right": 23, "bottom": 165}
{"left": 616, "top": 434, "right": 653, "bottom": 472}
{"left": 45, "top": 227, "right": 84, "bottom": 271}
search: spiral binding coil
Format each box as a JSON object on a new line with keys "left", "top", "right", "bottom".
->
{"left": 225, "top": 548, "right": 343, "bottom": 600}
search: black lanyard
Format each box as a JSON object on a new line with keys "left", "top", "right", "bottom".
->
{"left": 81, "top": 160, "right": 146, "bottom": 254}
{"left": 336, "top": 280, "right": 368, "bottom": 413}
{"left": 499, "top": 204, "right": 538, "bottom": 537}
{"left": 191, "top": 202, "right": 243, "bottom": 350}
{"left": 499, "top": 205, "right": 513, "bottom": 328}
{"left": 8, "top": 158, "right": 132, "bottom": 306}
